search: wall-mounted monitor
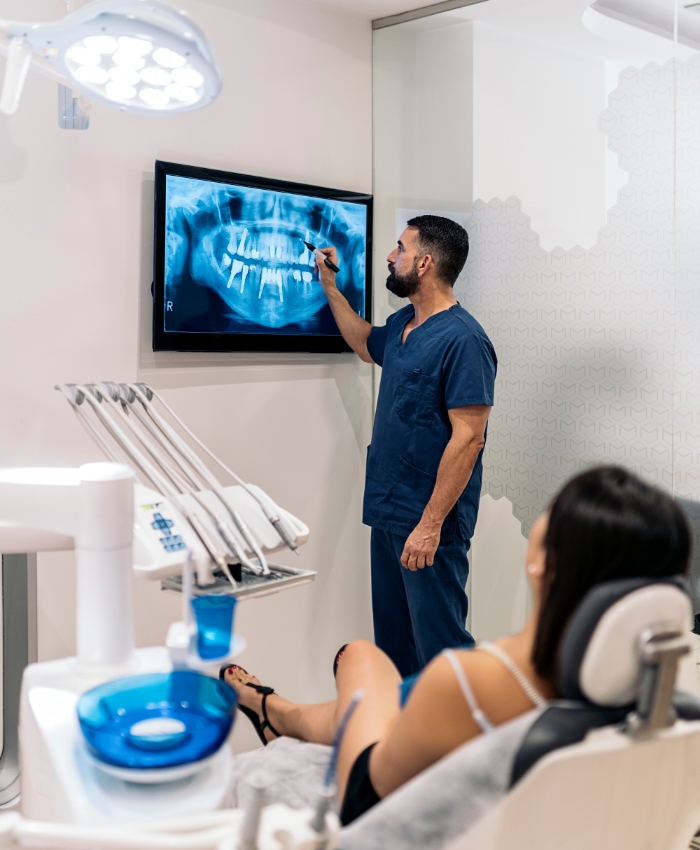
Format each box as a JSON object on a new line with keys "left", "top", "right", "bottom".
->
{"left": 152, "top": 161, "right": 373, "bottom": 353}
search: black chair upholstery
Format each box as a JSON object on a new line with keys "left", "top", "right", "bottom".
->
{"left": 509, "top": 702, "right": 627, "bottom": 787}
{"left": 509, "top": 692, "right": 700, "bottom": 788}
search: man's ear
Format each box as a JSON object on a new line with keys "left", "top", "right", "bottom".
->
{"left": 417, "top": 253, "right": 432, "bottom": 276}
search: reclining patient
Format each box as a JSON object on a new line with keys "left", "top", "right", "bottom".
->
{"left": 222, "top": 466, "right": 690, "bottom": 826}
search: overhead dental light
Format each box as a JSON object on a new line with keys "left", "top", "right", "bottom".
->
{"left": 0, "top": 0, "right": 222, "bottom": 118}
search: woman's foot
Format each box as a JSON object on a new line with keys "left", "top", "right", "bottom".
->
{"left": 223, "top": 665, "right": 281, "bottom": 744}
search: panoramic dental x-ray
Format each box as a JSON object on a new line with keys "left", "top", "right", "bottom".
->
{"left": 164, "top": 175, "right": 367, "bottom": 335}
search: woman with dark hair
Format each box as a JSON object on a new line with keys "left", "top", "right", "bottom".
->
{"left": 222, "top": 466, "right": 690, "bottom": 826}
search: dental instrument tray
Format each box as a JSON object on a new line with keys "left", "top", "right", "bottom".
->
{"left": 162, "top": 561, "right": 316, "bottom": 600}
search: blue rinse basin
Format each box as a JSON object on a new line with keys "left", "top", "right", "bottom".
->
{"left": 77, "top": 670, "right": 237, "bottom": 769}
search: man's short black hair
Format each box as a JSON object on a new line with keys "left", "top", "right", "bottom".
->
{"left": 406, "top": 215, "right": 469, "bottom": 287}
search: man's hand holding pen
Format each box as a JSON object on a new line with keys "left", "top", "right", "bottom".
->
{"left": 315, "top": 246, "right": 341, "bottom": 293}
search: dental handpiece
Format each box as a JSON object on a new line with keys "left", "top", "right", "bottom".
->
{"left": 300, "top": 239, "right": 340, "bottom": 274}
{"left": 311, "top": 689, "right": 364, "bottom": 835}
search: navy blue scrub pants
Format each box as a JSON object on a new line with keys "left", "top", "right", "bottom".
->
{"left": 370, "top": 527, "right": 475, "bottom": 678}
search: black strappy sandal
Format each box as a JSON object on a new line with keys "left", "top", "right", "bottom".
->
{"left": 333, "top": 644, "right": 349, "bottom": 678}
{"left": 220, "top": 664, "right": 281, "bottom": 747}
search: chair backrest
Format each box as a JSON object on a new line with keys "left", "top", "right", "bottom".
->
{"left": 446, "top": 578, "right": 700, "bottom": 850}
{"left": 446, "top": 718, "right": 700, "bottom": 850}
{"left": 509, "top": 577, "right": 693, "bottom": 784}
{"left": 557, "top": 576, "right": 691, "bottom": 707}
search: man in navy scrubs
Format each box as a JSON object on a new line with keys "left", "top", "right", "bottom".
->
{"left": 316, "top": 215, "right": 497, "bottom": 677}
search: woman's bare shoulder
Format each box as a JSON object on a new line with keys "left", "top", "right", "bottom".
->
{"left": 370, "top": 652, "right": 486, "bottom": 797}
{"left": 449, "top": 646, "right": 543, "bottom": 723}
{"left": 406, "top": 648, "right": 505, "bottom": 714}
{"left": 395, "top": 651, "right": 491, "bottom": 745}
{"left": 447, "top": 646, "right": 514, "bottom": 686}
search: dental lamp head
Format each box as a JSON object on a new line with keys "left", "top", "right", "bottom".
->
{"left": 0, "top": 0, "right": 222, "bottom": 117}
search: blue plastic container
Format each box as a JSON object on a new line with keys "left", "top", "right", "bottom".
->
{"left": 192, "top": 595, "right": 237, "bottom": 660}
{"left": 77, "top": 670, "right": 237, "bottom": 769}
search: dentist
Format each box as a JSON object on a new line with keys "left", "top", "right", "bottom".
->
{"left": 317, "top": 215, "right": 497, "bottom": 677}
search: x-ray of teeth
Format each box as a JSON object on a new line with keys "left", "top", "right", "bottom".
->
{"left": 163, "top": 175, "right": 367, "bottom": 335}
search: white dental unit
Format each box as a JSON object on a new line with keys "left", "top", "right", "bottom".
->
{"left": 0, "top": 383, "right": 337, "bottom": 850}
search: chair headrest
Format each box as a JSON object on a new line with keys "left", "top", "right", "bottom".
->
{"left": 558, "top": 577, "right": 692, "bottom": 707}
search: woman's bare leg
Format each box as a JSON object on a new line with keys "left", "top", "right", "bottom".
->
{"left": 224, "top": 641, "right": 403, "bottom": 800}
{"left": 223, "top": 667, "right": 338, "bottom": 744}
{"left": 332, "top": 640, "right": 403, "bottom": 801}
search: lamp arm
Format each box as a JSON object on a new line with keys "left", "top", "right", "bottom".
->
{"left": 0, "top": 37, "right": 32, "bottom": 114}
{"left": 0, "top": 23, "right": 70, "bottom": 102}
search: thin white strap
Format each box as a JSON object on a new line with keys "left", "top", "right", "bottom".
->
{"left": 479, "top": 642, "right": 547, "bottom": 708}
{"left": 444, "top": 649, "right": 494, "bottom": 733}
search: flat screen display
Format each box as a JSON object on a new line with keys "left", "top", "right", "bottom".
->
{"left": 152, "top": 161, "right": 373, "bottom": 352}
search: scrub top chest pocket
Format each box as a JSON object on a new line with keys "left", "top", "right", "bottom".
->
{"left": 394, "top": 368, "right": 438, "bottom": 426}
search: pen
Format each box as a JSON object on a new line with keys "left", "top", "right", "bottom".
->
{"left": 300, "top": 239, "right": 340, "bottom": 274}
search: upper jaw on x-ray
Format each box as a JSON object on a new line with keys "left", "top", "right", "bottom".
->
{"left": 164, "top": 177, "right": 367, "bottom": 331}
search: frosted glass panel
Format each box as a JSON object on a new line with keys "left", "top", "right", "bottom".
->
{"left": 373, "top": 4, "right": 700, "bottom": 631}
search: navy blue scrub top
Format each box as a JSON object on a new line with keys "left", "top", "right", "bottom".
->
{"left": 363, "top": 303, "right": 497, "bottom": 541}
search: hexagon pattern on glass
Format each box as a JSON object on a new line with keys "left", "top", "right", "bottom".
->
{"left": 396, "top": 57, "right": 700, "bottom": 603}
{"left": 164, "top": 176, "right": 367, "bottom": 333}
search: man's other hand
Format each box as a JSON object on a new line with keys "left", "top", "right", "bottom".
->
{"left": 401, "top": 521, "right": 441, "bottom": 571}
{"left": 316, "top": 246, "right": 339, "bottom": 292}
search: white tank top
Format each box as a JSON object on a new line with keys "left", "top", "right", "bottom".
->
{"left": 443, "top": 642, "right": 547, "bottom": 734}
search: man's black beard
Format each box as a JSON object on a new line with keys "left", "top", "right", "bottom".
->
{"left": 386, "top": 263, "right": 421, "bottom": 298}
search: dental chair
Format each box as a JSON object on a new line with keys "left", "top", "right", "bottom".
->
{"left": 339, "top": 577, "right": 700, "bottom": 850}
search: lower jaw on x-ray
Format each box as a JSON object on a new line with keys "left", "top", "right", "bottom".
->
{"left": 159, "top": 170, "right": 369, "bottom": 346}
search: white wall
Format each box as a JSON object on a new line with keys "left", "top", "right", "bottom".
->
{"left": 372, "top": 20, "right": 474, "bottom": 328}
{"left": 0, "top": 0, "right": 373, "bottom": 752}
{"left": 374, "top": 18, "right": 609, "bottom": 267}
{"left": 469, "top": 496, "right": 530, "bottom": 641}
{"left": 472, "top": 22, "right": 607, "bottom": 251}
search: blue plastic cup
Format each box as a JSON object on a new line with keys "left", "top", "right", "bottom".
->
{"left": 191, "top": 596, "right": 237, "bottom": 660}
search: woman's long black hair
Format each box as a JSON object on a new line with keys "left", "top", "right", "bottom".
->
{"left": 532, "top": 466, "right": 691, "bottom": 680}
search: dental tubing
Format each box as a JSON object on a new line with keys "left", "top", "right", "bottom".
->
{"left": 107, "top": 387, "right": 254, "bottom": 578}
{"left": 324, "top": 690, "right": 365, "bottom": 791}
{"left": 69, "top": 384, "right": 235, "bottom": 579}
{"left": 55, "top": 381, "right": 301, "bottom": 586}
{"left": 135, "top": 384, "right": 298, "bottom": 554}
{"left": 126, "top": 383, "right": 270, "bottom": 574}
{"left": 310, "top": 690, "right": 365, "bottom": 836}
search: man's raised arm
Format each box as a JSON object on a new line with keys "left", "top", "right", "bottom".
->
{"left": 315, "top": 247, "right": 374, "bottom": 363}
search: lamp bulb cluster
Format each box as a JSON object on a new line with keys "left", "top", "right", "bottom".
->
{"left": 65, "top": 34, "right": 204, "bottom": 111}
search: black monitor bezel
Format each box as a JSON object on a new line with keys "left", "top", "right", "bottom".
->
{"left": 152, "top": 160, "right": 373, "bottom": 353}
